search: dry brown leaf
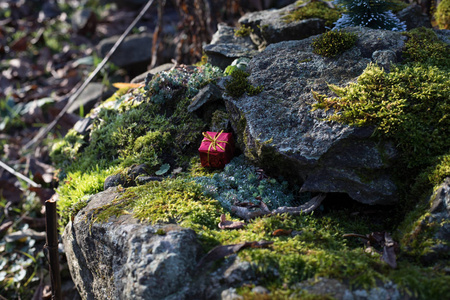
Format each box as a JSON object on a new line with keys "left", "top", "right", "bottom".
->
{"left": 272, "top": 229, "right": 293, "bottom": 236}
{"left": 218, "top": 214, "right": 245, "bottom": 230}
{"left": 112, "top": 82, "right": 144, "bottom": 89}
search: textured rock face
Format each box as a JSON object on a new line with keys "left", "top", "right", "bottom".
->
{"left": 97, "top": 33, "right": 153, "bottom": 68}
{"left": 63, "top": 188, "right": 261, "bottom": 300}
{"left": 424, "top": 177, "right": 450, "bottom": 262}
{"left": 63, "top": 188, "right": 203, "bottom": 300}
{"left": 238, "top": 3, "right": 328, "bottom": 47}
{"left": 224, "top": 28, "right": 407, "bottom": 205}
{"left": 203, "top": 24, "right": 259, "bottom": 70}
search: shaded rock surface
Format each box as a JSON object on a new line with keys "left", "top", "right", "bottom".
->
{"left": 238, "top": 3, "right": 328, "bottom": 48}
{"left": 63, "top": 188, "right": 202, "bottom": 299}
{"left": 67, "top": 82, "right": 105, "bottom": 115}
{"left": 204, "top": 24, "right": 259, "bottom": 70}
{"left": 97, "top": 33, "right": 153, "bottom": 71}
{"left": 397, "top": 4, "right": 431, "bottom": 30}
{"left": 421, "top": 177, "right": 450, "bottom": 263}
{"left": 224, "top": 27, "right": 406, "bottom": 205}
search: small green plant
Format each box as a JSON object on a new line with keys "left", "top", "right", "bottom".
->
{"left": 194, "top": 155, "right": 295, "bottom": 211}
{"left": 225, "top": 68, "right": 263, "bottom": 98}
{"left": 434, "top": 0, "right": 450, "bottom": 29}
{"left": 282, "top": 1, "right": 341, "bottom": 27}
{"left": 312, "top": 30, "right": 357, "bottom": 58}
{"left": 234, "top": 24, "right": 253, "bottom": 37}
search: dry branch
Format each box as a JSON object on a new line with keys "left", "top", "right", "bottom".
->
{"left": 45, "top": 195, "right": 61, "bottom": 300}
{"left": 230, "top": 193, "right": 326, "bottom": 220}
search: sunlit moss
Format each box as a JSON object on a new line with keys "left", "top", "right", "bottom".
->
{"left": 234, "top": 24, "right": 253, "bottom": 37}
{"left": 282, "top": 1, "right": 341, "bottom": 27}
{"left": 434, "top": 0, "right": 450, "bottom": 29}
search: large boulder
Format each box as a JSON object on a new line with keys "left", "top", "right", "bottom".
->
{"left": 63, "top": 188, "right": 260, "bottom": 299}
{"left": 223, "top": 27, "right": 407, "bottom": 205}
{"left": 63, "top": 188, "right": 203, "bottom": 299}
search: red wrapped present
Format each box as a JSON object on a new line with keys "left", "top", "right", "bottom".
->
{"left": 199, "top": 131, "right": 234, "bottom": 168}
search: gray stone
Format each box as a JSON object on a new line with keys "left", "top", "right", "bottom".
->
{"left": 422, "top": 177, "right": 450, "bottom": 262}
{"left": 252, "top": 286, "right": 270, "bottom": 295}
{"left": 224, "top": 27, "right": 405, "bottom": 205}
{"left": 73, "top": 117, "right": 92, "bottom": 136}
{"left": 72, "top": 8, "right": 97, "bottom": 35}
{"left": 97, "top": 33, "right": 152, "bottom": 68}
{"left": 397, "top": 4, "right": 431, "bottom": 30}
{"left": 203, "top": 24, "right": 259, "bottom": 70}
{"left": 221, "top": 288, "right": 243, "bottom": 300}
{"left": 238, "top": 3, "right": 328, "bottom": 48}
{"left": 68, "top": 82, "right": 105, "bottom": 115}
{"left": 63, "top": 188, "right": 203, "bottom": 300}
{"left": 372, "top": 50, "right": 397, "bottom": 72}
{"left": 188, "top": 83, "right": 223, "bottom": 113}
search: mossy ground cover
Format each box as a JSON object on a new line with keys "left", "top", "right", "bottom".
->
{"left": 52, "top": 28, "right": 450, "bottom": 298}
{"left": 311, "top": 27, "right": 450, "bottom": 294}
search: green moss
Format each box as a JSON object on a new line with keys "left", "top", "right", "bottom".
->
{"left": 282, "top": 1, "right": 341, "bottom": 27}
{"left": 225, "top": 68, "right": 264, "bottom": 98}
{"left": 50, "top": 129, "right": 85, "bottom": 170}
{"left": 311, "top": 27, "right": 450, "bottom": 270}
{"left": 234, "top": 24, "right": 253, "bottom": 37}
{"left": 312, "top": 63, "right": 449, "bottom": 169}
{"left": 402, "top": 27, "right": 450, "bottom": 69}
{"left": 312, "top": 30, "right": 357, "bottom": 58}
{"left": 53, "top": 66, "right": 221, "bottom": 230}
{"left": 434, "top": 0, "right": 450, "bottom": 29}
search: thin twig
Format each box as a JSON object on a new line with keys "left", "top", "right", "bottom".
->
{"left": 24, "top": 0, "right": 156, "bottom": 150}
{"left": 45, "top": 195, "right": 61, "bottom": 300}
{"left": 0, "top": 159, "right": 41, "bottom": 187}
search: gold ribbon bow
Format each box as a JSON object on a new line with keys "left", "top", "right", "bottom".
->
{"left": 202, "top": 131, "right": 229, "bottom": 165}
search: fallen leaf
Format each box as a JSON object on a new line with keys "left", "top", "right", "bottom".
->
{"left": 10, "top": 35, "right": 28, "bottom": 52}
{"left": 382, "top": 244, "right": 397, "bottom": 268}
{"left": 112, "top": 82, "right": 144, "bottom": 89}
{"left": 272, "top": 229, "right": 293, "bottom": 236}
{"left": 218, "top": 214, "right": 245, "bottom": 230}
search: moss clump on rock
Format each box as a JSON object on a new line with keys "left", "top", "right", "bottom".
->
{"left": 234, "top": 24, "right": 253, "bottom": 37}
{"left": 312, "top": 63, "right": 450, "bottom": 168}
{"left": 312, "top": 30, "right": 357, "bottom": 58}
{"left": 282, "top": 1, "right": 341, "bottom": 27}
{"left": 312, "top": 27, "right": 450, "bottom": 268}
{"left": 402, "top": 27, "right": 450, "bottom": 68}
{"left": 225, "top": 68, "right": 264, "bottom": 98}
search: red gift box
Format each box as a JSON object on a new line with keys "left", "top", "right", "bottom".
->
{"left": 199, "top": 131, "right": 234, "bottom": 168}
